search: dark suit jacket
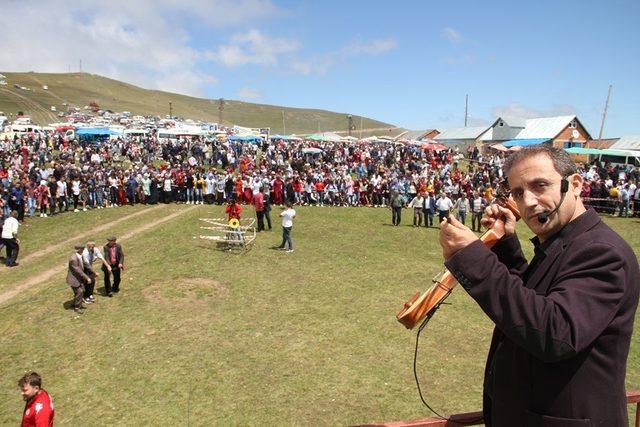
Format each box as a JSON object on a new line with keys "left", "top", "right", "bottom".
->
{"left": 445, "top": 209, "right": 639, "bottom": 426}
{"left": 102, "top": 244, "right": 124, "bottom": 267}
{"left": 66, "top": 254, "right": 89, "bottom": 288}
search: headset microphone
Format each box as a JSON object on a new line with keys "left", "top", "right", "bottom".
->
{"left": 538, "top": 178, "right": 569, "bottom": 224}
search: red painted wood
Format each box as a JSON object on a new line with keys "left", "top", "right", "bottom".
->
{"left": 364, "top": 391, "right": 640, "bottom": 427}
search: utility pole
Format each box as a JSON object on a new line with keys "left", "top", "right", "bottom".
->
{"left": 218, "top": 98, "right": 224, "bottom": 126}
{"left": 464, "top": 94, "right": 469, "bottom": 127}
{"left": 347, "top": 114, "right": 353, "bottom": 137}
{"left": 282, "top": 110, "right": 286, "bottom": 135}
{"left": 169, "top": 102, "right": 172, "bottom": 118}
{"left": 79, "top": 59, "right": 82, "bottom": 73}
{"left": 598, "top": 85, "right": 613, "bottom": 140}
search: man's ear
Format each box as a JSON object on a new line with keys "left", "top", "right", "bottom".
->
{"left": 569, "top": 173, "right": 583, "bottom": 196}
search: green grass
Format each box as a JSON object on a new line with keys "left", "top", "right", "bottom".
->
{"left": 0, "top": 72, "right": 399, "bottom": 135}
{"left": 0, "top": 205, "right": 639, "bottom": 425}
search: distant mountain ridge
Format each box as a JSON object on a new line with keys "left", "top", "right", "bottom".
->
{"left": 0, "top": 72, "right": 399, "bottom": 135}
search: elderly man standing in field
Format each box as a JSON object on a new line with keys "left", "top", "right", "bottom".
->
{"left": 67, "top": 243, "right": 91, "bottom": 314}
{"left": 102, "top": 236, "right": 124, "bottom": 297}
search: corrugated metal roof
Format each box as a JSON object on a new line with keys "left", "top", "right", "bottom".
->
{"left": 515, "top": 115, "right": 576, "bottom": 139}
{"left": 503, "top": 138, "right": 551, "bottom": 147}
{"left": 434, "top": 126, "right": 489, "bottom": 141}
{"left": 499, "top": 116, "right": 527, "bottom": 128}
{"left": 398, "top": 129, "right": 436, "bottom": 141}
{"left": 609, "top": 135, "right": 640, "bottom": 150}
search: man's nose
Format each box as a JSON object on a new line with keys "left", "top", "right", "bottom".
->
{"left": 522, "top": 190, "right": 538, "bottom": 208}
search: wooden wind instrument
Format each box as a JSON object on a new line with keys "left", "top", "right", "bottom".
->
{"left": 396, "top": 195, "right": 521, "bottom": 329}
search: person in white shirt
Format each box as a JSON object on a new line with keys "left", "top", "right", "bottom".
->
{"left": 56, "top": 178, "right": 68, "bottom": 212}
{"left": 82, "top": 241, "right": 110, "bottom": 303}
{"left": 408, "top": 193, "right": 425, "bottom": 227}
{"left": 471, "top": 191, "right": 485, "bottom": 232}
{"left": 1, "top": 210, "right": 20, "bottom": 267}
{"left": 71, "top": 179, "right": 81, "bottom": 212}
{"left": 453, "top": 193, "right": 471, "bottom": 225}
{"left": 435, "top": 192, "right": 454, "bottom": 224}
{"left": 277, "top": 203, "right": 296, "bottom": 252}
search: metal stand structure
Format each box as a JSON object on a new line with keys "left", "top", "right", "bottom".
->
{"left": 197, "top": 217, "right": 257, "bottom": 252}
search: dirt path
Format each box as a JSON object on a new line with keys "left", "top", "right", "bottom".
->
{"left": 0, "top": 205, "right": 198, "bottom": 306}
{"left": 27, "top": 74, "right": 69, "bottom": 105}
{"left": 0, "top": 204, "right": 164, "bottom": 272}
{"left": 0, "top": 88, "right": 57, "bottom": 122}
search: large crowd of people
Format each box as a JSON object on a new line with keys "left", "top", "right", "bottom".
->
{"left": 0, "top": 129, "right": 638, "bottom": 231}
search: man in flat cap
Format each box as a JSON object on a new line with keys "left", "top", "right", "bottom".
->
{"left": 102, "top": 236, "right": 124, "bottom": 297}
{"left": 67, "top": 243, "right": 90, "bottom": 313}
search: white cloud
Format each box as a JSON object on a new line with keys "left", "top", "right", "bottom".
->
{"left": 290, "top": 37, "right": 398, "bottom": 76}
{"left": 0, "top": 0, "right": 281, "bottom": 96}
{"left": 213, "top": 29, "right": 300, "bottom": 67}
{"left": 237, "top": 87, "right": 263, "bottom": 100}
{"left": 492, "top": 103, "right": 577, "bottom": 120}
{"left": 443, "top": 27, "right": 463, "bottom": 44}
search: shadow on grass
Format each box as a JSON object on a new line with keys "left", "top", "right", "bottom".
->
{"left": 62, "top": 300, "right": 76, "bottom": 310}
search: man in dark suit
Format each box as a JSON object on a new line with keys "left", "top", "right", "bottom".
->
{"left": 439, "top": 145, "right": 639, "bottom": 426}
{"left": 102, "top": 236, "right": 124, "bottom": 297}
{"left": 423, "top": 191, "right": 437, "bottom": 228}
{"left": 67, "top": 243, "right": 90, "bottom": 314}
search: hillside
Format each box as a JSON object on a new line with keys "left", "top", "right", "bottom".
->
{"left": 0, "top": 72, "right": 400, "bottom": 135}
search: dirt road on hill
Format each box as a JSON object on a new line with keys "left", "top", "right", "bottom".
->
{"left": 0, "top": 205, "right": 198, "bottom": 306}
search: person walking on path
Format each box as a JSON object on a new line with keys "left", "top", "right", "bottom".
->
{"left": 277, "top": 202, "right": 296, "bottom": 252}
{"left": 102, "top": 236, "right": 124, "bottom": 297}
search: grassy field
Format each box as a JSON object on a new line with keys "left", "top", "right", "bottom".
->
{"left": 0, "top": 205, "right": 639, "bottom": 425}
{"left": 0, "top": 72, "right": 399, "bottom": 135}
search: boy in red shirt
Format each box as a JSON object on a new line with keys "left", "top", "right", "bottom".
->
{"left": 225, "top": 198, "right": 243, "bottom": 220}
{"left": 19, "top": 372, "right": 54, "bottom": 427}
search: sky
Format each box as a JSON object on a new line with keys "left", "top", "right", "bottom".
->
{"left": 1, "top": 0, "right": 639, "bottom": 137}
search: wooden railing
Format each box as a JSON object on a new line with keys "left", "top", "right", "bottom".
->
{"left": 362, "top": 390, "right": 640, "bottom": 427}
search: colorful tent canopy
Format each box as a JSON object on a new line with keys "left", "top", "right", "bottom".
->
{"left": 270, "top": 134, "right": 302, "bottom": 142}
{"left": 227, "top": 135, "right": 262, "bottom": 143}
{"left": 564, "top": 147, "right": 639, "bottom": 157}
{"left": 76, "top": 127, "right": 119, "bottom": 136}
{"left": 307, "top": 132, "right": 342, "bottom": 142}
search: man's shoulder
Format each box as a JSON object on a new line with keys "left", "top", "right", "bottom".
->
{"left": 566, "top": 216, "right": 635, "bottom": 263}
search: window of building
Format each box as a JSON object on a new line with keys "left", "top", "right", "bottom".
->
{"left": 569, "top": 120, "right": 577, "bottom": 128}
{"left": 563, "top": 141, "right": 583, "bottom": 149}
